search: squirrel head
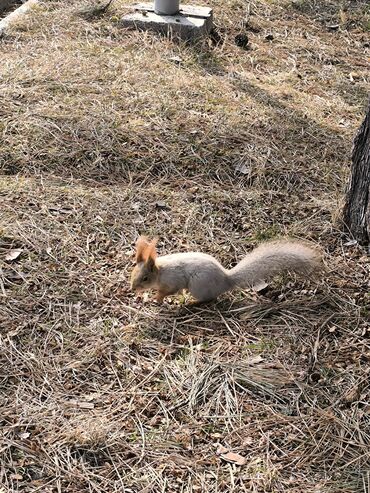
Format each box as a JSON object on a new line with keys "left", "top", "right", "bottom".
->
{"left": 130, "top": 236, "right": 159, "bottom": 292}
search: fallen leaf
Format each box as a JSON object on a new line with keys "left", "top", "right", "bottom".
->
{"left": 339, "top": 9, "right": 347, "bottom": 24}
{"left": 344, "top": 239, "right": 357, "bottom": 246}
{"left": 216, "top": 445, "right": 247, "bottom": 466}
{"left": 168, "top": 55, "right": 183, "bottom": 64}
{"left": 49, "top": 206, "right": 73, "bottom": 214}
{"left": 3, "top": 269, "right": 24, "bottom": 281}
{"left": 221, "top": 451, "right": 247, "bottom": 466}
{"left": 235, "top": 163, "right": 251, "bottom": 175}
{"left": 10, "top": 474, "right": 23, "bottom": 480}
{"left": 5, "top": 249, "right": 23, "bottom": 261}
{"left": 247, "top": 355, "right": 263, "bottom": 365}
{"left": 343, "top": 386, "right": 360, "bottom": 403}
{"left": 66, "top": 400, "right": 95, "bottom": 409}
{"left": 84, "top": 393, "right": 100, "bottom": 402}
{"left": 216, "top": 444, "right": 228, "bottom": 454}
{"left": 210, "top": 432, "right": 223, "bottom": 439}
{"left": 155, "top": 201, "right": 170, "bottom": 210}
{"left": 8, "top": 328, "right": 21, "bottom": 337}
{"left": 19, "top": 432, "right": 30, "bottom": 439}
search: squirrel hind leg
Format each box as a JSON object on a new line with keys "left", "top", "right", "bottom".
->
{"left": 155, "top": 292, "right": 166, "bottom": 303}
{"left": 155, "top": 287, "right": 179, "bottom": 303}
{"left": 189, "top": 297, "right": 216, "bottom": 305}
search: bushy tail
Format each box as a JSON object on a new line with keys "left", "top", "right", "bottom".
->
{"left": 228, "top": 240, "right": 323, "bottom": 289}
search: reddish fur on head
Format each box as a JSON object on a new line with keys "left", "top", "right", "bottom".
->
{"left": 135, "top": 236, "right": 157, "bottom": 264}
{"left": 131, "top": 236, "right": 159, "bottom": 292}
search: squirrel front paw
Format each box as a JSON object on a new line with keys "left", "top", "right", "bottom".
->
{"left": 155, "top": 293, "right": 166, "bottom": 303}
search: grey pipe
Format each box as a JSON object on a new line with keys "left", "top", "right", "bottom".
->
{"left": 154, "top": 0, "right": 180, "bottom": 15}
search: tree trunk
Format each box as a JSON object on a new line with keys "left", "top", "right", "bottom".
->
{"left": 343, "top": 99, "right": 370, "bottom": 245}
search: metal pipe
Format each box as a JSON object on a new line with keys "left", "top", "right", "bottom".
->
{"left": 154, "top": 0, "right": 180, "bottom": 15}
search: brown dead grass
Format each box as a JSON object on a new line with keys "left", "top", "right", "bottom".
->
{"left": 0, "top": 0, "right": 369, "bottom": 491}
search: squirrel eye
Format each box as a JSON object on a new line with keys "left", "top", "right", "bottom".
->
{"left": 142, "top": 275, "right": 148, "bottom": 282}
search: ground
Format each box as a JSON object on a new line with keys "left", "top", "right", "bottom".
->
{"left": 0, "top": 0, "right": 369, "bottom": 492}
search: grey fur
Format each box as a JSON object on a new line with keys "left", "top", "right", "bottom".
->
{"left": 154, "top": 240, "right": 321, "bottom": 302}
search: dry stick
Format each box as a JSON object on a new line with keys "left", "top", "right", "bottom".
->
{"left": 311, "top": 313, "right": 336, "bottom": 369}
{"left": 218, "top": 310, "right": 237, "bottom": 337}
{"left": 134, "top": 415, "right": 146, "bottom": 465}
{"left": 130, "top": 355, "right": 167, "bottom": 392}
{"left": 0, "top": 269, "right": 7, "bottom": 297}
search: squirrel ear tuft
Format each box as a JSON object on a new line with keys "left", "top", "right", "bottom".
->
{"left": 135, "top": 236, "right": 150, "bottom": 263}
{"left": 144, "top": 238, "right": 158, "bottom": 269}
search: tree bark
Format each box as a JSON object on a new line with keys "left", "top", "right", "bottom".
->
{"left": 343, "top": 99, "right": 370, "bottom": 245}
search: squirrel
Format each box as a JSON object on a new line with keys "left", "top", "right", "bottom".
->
{"left": 130, "top": 236, "right": 322, "bottom": 303}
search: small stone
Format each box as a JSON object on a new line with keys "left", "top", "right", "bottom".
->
{"left": 168, "top": 56, "right": 183, "bottom": 65}
{"left": 155, "top": 201, "right": 169, "bottom": 210}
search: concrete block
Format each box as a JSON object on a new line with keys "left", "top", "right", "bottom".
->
{"left": 120, "top": 3, "right": 213, "bottom": 41}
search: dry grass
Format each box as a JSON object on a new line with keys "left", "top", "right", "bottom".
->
{"left": 0, "top": 0, "right": 370, "bottom": 491}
